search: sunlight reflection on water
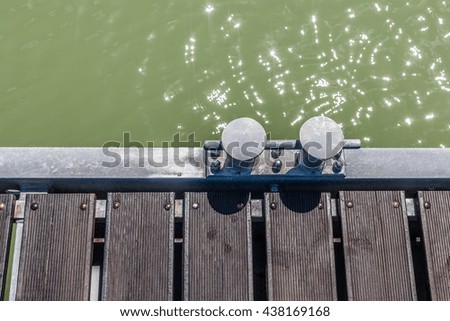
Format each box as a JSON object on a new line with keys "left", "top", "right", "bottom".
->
{"left": 0, "top": 0, "right": 449, "bottom": 147}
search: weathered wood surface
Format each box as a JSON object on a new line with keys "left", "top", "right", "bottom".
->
{"left": 183, "top": 192, "right": 253, "bottom": 300}
{"left": 265, "top": 192, "right": 337, "bottom": 301}
{"left": 103, "top": 192, "right": 175, "bottom": 300}
{"left": 0, "top": 194, "right": 14, "bottom": 300}
{"left": 340, "top": 191, "right": 416, "bottom": 300}
{"left": 419, "top": 191, "right": 450, "bottom": 301}
{"left": 16, "top": 194, "right": 95, "bottom": 300}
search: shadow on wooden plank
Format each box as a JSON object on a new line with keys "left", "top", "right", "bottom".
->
{"left": 265, "top": 192, "right": 337, "bottom": 301}
{"left": 184, "top": 192, "right": 253, "bottom": 301}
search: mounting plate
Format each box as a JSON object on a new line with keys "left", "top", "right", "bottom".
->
{"left": 204, "top": 140, "right": 359, "bottom": 178}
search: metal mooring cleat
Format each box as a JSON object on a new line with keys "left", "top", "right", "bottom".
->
{"left": 204, "top": 116, "right": 359, "bottom": 177}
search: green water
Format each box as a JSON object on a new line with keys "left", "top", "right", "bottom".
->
{"left": 1, "top": 0, "right": 449, "bottom": 147}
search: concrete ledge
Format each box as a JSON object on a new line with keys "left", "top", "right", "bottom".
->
{"left": 0, "top": 147, "right": 449, "bottom": 192}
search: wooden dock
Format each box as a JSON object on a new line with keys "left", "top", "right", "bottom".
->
{"left": 1, "top": 190, "right": 449, "bottom": 301}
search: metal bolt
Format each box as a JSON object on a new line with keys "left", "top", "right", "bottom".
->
{"left": 424, "top": 201, "right": 431, "bottom": 209}
{"left": 0, "top": 203, "right": 5, "bottom": 211}
{"left": 192, "top": 202, "right": 199, "bottom": 210}
{"left": 210, "top": 149, "right": 221, "bottom": 158}
{"left": 318, "top": 202, "right": 324, "bottom": 210}
{"left": 273, "top": 159, "right": 282, "bottom": 170}
{"left": 332, "top": 160, "right": 343, "bottom": 173}
{"left": 211, "top": 159, "right": 221, "bottom": 170}
{"left": 270, "top": 202, "right": 277, "bottom": 210}
{"left": 113, "top": 201, "right": 120, "bottom": 209}
{"left": 271, "top": 149, "right": 281, "bottom": 159}
{"left": 237, "top": 202, "right": 245, "bottom": 210}
{"left": 80, "top": 203, "right": 87, "bottom": 211}
{"left": 31, "top": 203, "right": 39, "bottom": 211}
{"left": 346, "top": 201, "right": 354, "bottom": 208}
{"left": 393, "top": 201, "right": 400, "bottom": 208}
{"left": 164, "top": 203, "right": 171, "bottom": 211}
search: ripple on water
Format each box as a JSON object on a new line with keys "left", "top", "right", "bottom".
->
{"left": 0, "top": 0, "right": 449, "bottom": 147}
{"left": 182, "top": 1, "right": 450, "bottom": 147}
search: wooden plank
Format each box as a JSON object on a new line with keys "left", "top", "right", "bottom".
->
{"left": 16, "top": 194, "right": 96, "bottom": 301}
{"left": 265, "top": 192, "right": 336, "bottom": 301}
{"left": 340, "top": 191, "right": 416, "bottom": 300}
{"left": 419, "top": 191, "right": 450, "bottom": 300}
{"left": 184, "top": 192, "right": 253, "bottom": 300}
{"left": 102, "top": 193, "right": 174, "bottom": 300}
{"left": 0, "top": 194, "right": 15, "bottom": 300}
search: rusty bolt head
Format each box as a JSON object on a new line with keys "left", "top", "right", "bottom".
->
{"left": 237, "top": 202, "right": 245, "bottom": 210}
{"left": 270, "top": 202, "right": 277, "bottom": 210}
{"left": 393, "top": 201, "right": 400, "bottom": 208}
{"left": 0, "top": 203, "right": 5, "bottom": 211}
{"left": 424, "top": 201, "right": 431, "bottom": 209}
{"left": 80, "top": 203, "right": 87, "bottom": 211}
{"left": 164, "top": 203, "right": 171, "bottom": 211}
{"left": 346, "top": 201, "right": 354, "bottom": 208}
{"left": 318, "top": 202, "right": 324, "bottom": 210}
{"left": 192, "top": 202, "right": 199, "bottom": 210}
{"left": 113, "top": 201, "right": 120, "bottom": 209}
{"left": 31, "top": 203, "right": 39, "bottom": 211}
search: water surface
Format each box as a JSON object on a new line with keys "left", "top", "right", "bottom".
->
{"left": 1, "top": 0, "right": 449, "bottom": 147}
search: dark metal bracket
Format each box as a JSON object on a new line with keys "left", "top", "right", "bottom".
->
{"left": 204, "top": 139, "right": 360, "bottom": 178}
